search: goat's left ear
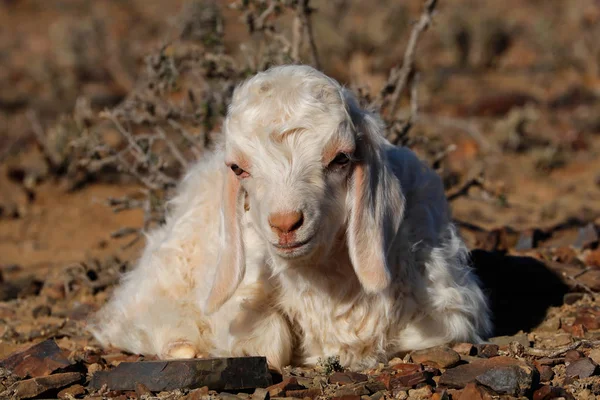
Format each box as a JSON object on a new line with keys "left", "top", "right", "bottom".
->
{"left": 346, "top": 110, "right": 405, "bottom": 293}
{"left": 205, "top": 168, "right": 246, "bottom": 314}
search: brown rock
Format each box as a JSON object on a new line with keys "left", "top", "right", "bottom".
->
{"left": 457, "top": 383, "right": 490, "bottom": 400}
{"left": 57, "top": 384, "right": 86, "bottom": 399}
{"left": 183, "top": 386, "right": 210, "bottom": 400}
{"left": 135, "top": 382, "right": 152, "bottom": 397}
{"left": 431, "top": 389, "right": 449, "bottom": 400}
{"left": 267, "top": 377, "right": 303, "bottom": 397}
{"left": 566, "top": 357, "right": 597, "bottom": 378}
{"left": 365, "top": 380, "right": 387, "bottom": 393}
{"left": 568, "top": 323, "right": 587, "bottom": 338}
{"left": 563, "top": 292, "right": 585, "bottom": 305}
{"left": 564, "top": 350, "right": 583, "bottom": 363}
{"left": 7, "top": 372, "right": 82, "bottom": 399}
{"left": 391, "top": 363, "right": 422, "bottom": 375}
{"left": 407, "top": 385, "right": 433, "bottom": 400}
{"left": 332, "top": 396, "right": 361, "bottom": 400}
{"left": 252, "top": 387, "right": 270, "bottom": 400}
{"left": 489, "top": 334, "right": 530, "bottom": 349}
{"left": 90, "top": 357, "right": 272, "bottom": 392}
{"left": 390, "top": 371, "right": 430, "bottom": 391}
{"left": 438, "top": 356, "right": 535, "bottom": 396}
{"left": 286, "top": 388, "right": 322, "bottom": 399}
{"left": 0, "top": 339, "right": 72, "bottom": 378}
{"left": 586, "top": 249, "right": 600, "bottom": 268}
{"left": 452, "top": 343, "right": 474, "bottom": 356}
{"left": 573, "top": 306, "right": 600, "bottom": 330}
{"left": 329, "top": 371, "right": 368, "bottom": 385}
{"left": 333, "top": 383, "right": 370, "bottom": 397}
{"left": 474, "top": 344, "right": 498, "bottom": 358}
{"left": 588, "top": 349, "right": 600, "bottom": 365}
{"left": 410, "top": 346, "right": 461, "bottom": 369}
{"left": 533, "top": 385, "right": 575, "bottom": 400}
{"left": 535, "top": 364, "right": 554, "bottom": 382}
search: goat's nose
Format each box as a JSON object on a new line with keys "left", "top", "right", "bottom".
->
{"left": 268, "top": 211, "right": 304, "bottom": 234}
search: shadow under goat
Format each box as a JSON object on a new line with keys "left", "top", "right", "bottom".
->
{"left": 470, "top": 250, "right": 570, "bottom": 336}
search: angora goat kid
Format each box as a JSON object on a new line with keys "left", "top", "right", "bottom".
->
{"left": 89, "top": 65, "right": 492, "bottom": 371}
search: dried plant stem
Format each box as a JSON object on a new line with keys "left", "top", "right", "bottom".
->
{"left": 297, "top": 0, "right": 321, "bottom": 69}
{"left": 373, "top": 0, "right": 437, "bottom": 119}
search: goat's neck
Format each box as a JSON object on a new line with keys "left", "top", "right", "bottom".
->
{"left": 271, "top": 236, "right": 363, "bottom": 298}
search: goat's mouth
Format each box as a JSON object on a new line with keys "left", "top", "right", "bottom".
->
{"left": 272, "top": 236, "right": 314, "bottom": 256}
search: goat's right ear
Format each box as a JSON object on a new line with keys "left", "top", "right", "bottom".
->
{"left": 204, "top": 168, "right": 246, "bottom": 314}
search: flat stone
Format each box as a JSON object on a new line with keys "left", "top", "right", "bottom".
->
{"left": 183, "top": 386, "right": 210, "bottom": 400}
{"left": 407, "top": 385, "right": 433, "bottom": 400}
{"left": 588, "top": 349, "right": 600, "bottom": 365}
{"left": 566, "top": 357, "right": 597, "bottom": 378}
{"left": 285, "top": 388, "right": 322, "bottom": 399}
{"left": 533, "top": 385, "right": 575, "bottom": 400}
{"left": 135, "top": 382, "right": 152, "bottom": 397}
{"left": 0, "top": 339, "right": 73, "bottom": 378}
{"left": 452, "top": 343, "right": 474, "bottom": 356}
{"left": 474, "top": 344, "right": 498, "bottom": 358}
{"left": 563, "top": 292, "right": 585, "bottom": 305}
{"left": 457, "top": 383, "right": 491, "bottom": 400}
{"left": 267, "top": 377, "right": 303, "bottom": 397}
{"left": 329, "top": 371, "right": 368, "bottom": 385}
{"left": 57, "top": 384, "right": 86, "bottom": 399}
{"left": 489, "top": 334, "right": 530, "bottom": 349}
{"left": 535, "top": 364, "right": 554, "bottom": 382}
{"left": 410, "top": 346, "right": 461, "bottom": 369}
{"left": 391, "top": 363, "right": 421, "bottom": 375}
{"left": 333, "top": 382, "right": 370, "bottom": 397}
{"left": 438, "top": 356, "right": 536, "bottom": 396}
{"left": 332, "top": 396, "right": 361, "bottom": 400}
{"left": 89, "top": 357, "right": 272, "bottom": 392}
{"left": 7, "top": 372, "right": 82, "bottom": 399}
{"left": 390, "top": 371, "right": 431, "bottom": 391}
{"left": 252, "top": 387, "right": 270, "bottom": 400}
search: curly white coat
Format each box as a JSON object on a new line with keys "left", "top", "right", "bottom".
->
{"left": 89, "top": 65, "right": 492, "bottom": 371}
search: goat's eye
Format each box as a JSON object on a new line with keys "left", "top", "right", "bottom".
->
{"left": 331, "top": 153, "right": 350, "bottom": 166}
{"left": 230, "top": 164, "right": 246, "bottom": 176}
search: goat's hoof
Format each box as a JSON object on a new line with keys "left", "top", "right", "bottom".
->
{"left": 164, "top": 340, "right": 198, "bottom": 359}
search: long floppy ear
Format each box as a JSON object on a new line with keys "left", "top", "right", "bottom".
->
{"left": 205, "top": 168, "right": 246, "bottom": 314}
{"left": 346, "top": 108, "right": 405, "bottom": 293}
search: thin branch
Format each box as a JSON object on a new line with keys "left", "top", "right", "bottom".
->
{"left": 372, "top": 0, "right": 437, "bottom": 117}
{"left": 155, "top": 126, "right": 189, "bottom": 169}
{"left": 26, "top": 110, "right": 58, "bottom": 171}
{"left": 297, "top": 0, "right": 321, "bottom": 69}
{"left": 447, "top": 176, "right": 484, "bottom": 202}
{"left": 524, "top": 340, "right": 600, "bottom": 358}
{"left": 167, "top": 119, "right": 203, "bottom": 158}
{"left": 387, "top": 72, "right": 420, "bottom": 145}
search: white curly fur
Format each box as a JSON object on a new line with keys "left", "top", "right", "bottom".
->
{"left": 89, "top": 65, "right": 492, "bottom": 371}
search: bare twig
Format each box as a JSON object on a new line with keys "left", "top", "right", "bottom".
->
{"left": 387, "top": 72, "right": 420, "bottom": 145}
{"left": 524, "top": 340, "right": 600, "bottom": 358}
{"left": 167, "top": 119, "right": 203, "bottom": 158}
{"left": 26, "top": 110, "right": 58, "bottom": 170}
{"left": 297, "top": 0, "right": 321, "bottom": 69}
{"left": 372, "top": 0, "right": 437, "bottom": 119}
{"left": 155, "top": 126, "right": 189, "bottom": 169}
{"left": 447, "top": 176, "right": 485, "bottom": 202}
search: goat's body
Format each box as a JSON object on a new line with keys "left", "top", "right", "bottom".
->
{"left": 90, "top": 143, "right": 489, "bottom": 371}
{"left": 90, "top": 65, "right": 491, "bottom": 371}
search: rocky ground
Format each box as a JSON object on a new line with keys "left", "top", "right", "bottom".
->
{"left": 1, "top": 0, "right": 600, "bottom": 399}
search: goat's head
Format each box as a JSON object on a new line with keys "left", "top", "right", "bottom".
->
{"left": 205, "top": 65, "right": 405, "bottom": 314}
